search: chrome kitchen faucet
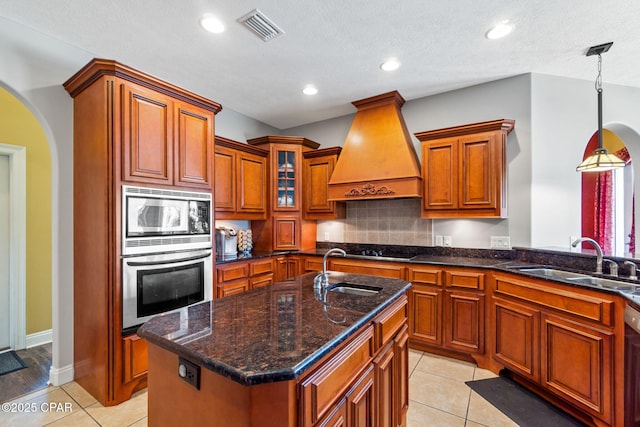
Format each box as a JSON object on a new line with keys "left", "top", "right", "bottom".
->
{"left": 314, "top": 248, "right": 347, "bottom": 289}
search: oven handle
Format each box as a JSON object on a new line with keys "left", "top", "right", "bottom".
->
{"left": 125, "top": 252, "right": 211, "bottom": 267}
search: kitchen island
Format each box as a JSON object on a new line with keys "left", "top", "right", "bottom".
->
{"left": 138, "top": 271, "right": 412, "bottom": 427}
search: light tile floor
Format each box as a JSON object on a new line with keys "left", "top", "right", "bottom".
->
{"left": 0, "top": 349, "right": 518, "bottom": 426}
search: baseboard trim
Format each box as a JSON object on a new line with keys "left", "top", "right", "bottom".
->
{"left": 26, "top": 329, "right": 53, "bottom": 349}
{"left": 49, "top": 363, "right": 74, "bottom": 386}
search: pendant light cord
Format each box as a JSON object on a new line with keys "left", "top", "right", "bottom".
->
{"left": 596, "top": 53, "right": 604, "bottom": 149}
{"left": 595, "top": 53, "right": 603, "bottom": 94}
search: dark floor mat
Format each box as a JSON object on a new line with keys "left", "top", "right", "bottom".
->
{"left": 465, "top": 376, "right": 587, "bottom": 427}
{"left": 0, "top": 351, "right": 28, "bottom": 376}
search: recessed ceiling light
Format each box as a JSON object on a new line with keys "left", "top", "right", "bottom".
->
{"left": 380, "top": 58, "right": 401, "bottom": 72}
{"left": 200, "top": 14, "right": 225, "bottom": 34}
{"left": 302, "top": 85, "right": 318, "bottom": 96}
{"left": 485, "top": 22, "right": 513, "bottom": 40}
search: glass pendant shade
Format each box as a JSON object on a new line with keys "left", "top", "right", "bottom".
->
{"left": 576, "top": 147, "right": 626, "bottom": 172}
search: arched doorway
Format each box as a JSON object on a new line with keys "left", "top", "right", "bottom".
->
{"left": 581, "top": 126, "right": 640, "bottom": 257}
{"left": 0, "top": 83, "right": 60, "bottom": 389}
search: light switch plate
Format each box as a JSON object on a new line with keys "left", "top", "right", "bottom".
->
{"left": 490, "top": 236, "right": 511, "bottom": 249}
{"left": 443, "top": 236, "right": 452, "bottom": 247}
{"left": 435, "top": 235, "right": 443, "bottom": 246}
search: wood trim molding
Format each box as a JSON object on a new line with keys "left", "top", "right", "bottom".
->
{"left": 414, "top": 119, "right": 515, "bottom": 141}
{"left": 63, "top": 58, "right": 223, "bottom": 114}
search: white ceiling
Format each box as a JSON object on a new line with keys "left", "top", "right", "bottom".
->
{"left": 1, "top": 0, "right": 639, "bottom": 129}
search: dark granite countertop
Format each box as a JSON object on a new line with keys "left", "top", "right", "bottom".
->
{"left": 138, "top": 272, "right": 411, "bottom": 386}
{"left": 216, "top": 244, "right": 640, "bottom": 311}
{"left": 215, "top": 250, "right": 287, "bottom": 265}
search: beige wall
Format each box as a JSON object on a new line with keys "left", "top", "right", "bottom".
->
{"left": 0, "top": 87, "right": 52, "bottom": 335}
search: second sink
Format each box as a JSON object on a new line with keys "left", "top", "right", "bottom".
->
{"left": 516, "top": 268, "right": 590, "bottom": 280}
{"left": 327, "top": 283, "right": 382, "bottom": 296}
{"left": 566, "top": 276, "right": 640, "bottom": 291}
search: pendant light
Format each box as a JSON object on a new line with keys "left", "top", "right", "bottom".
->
{"left": 576, "top": 42, "right": 625, "bottom": 172}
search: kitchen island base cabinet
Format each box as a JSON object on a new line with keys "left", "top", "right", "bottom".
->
{"left": 144, "top": 293, "right": 409, "bottom": 427}
{"left": 147, "top": 344, "right": 298, "bottom": 427}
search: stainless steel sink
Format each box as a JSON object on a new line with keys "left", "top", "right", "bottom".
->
{"left": 516, "top": 268, "right": 590, "bottom": 280}
{"left": 565, "top": 276, "right": 640, "bottom": 291}
{"left": 327, "top": 283, "right": 382, "bottom": 296}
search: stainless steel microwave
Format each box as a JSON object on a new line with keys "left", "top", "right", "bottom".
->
{"left": 122, "top": 185, "right": 212, "bottom": 255}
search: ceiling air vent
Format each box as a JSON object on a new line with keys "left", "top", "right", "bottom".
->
{"left": 238, "top": 9, "right": 284, "bottom": 42}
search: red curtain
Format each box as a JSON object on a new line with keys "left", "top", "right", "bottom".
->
{"left": 593, "top": 171, "right": 614, "bottom": 253}
{"left": 593, "top": 147, "right": 634, "bottom": 255}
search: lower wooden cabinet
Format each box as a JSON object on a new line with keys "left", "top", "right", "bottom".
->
{"left": 444, "top": 289, "right": 484, "bottom": 354}
{"left": 492, "top": 296, "right": 540, "bottom": 382}
{"left": 541, "top": 313, "right": 614, "bottom": 423}
{"left": 122, "top": 334, "right": 148, "bottom": 383}
{"left": 275, "top": 255, "right": 301, "bottom": 281}
{"left": 491, "top": 272, "right": 620, "bottom": 426}
{"left": 408, "top": 265, "right": 485, "bottom": 360}
{"left": 216, "top": 258, "right": 274, "bottom": 298}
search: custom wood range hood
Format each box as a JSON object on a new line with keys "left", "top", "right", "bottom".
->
{"left": 328, "top": 90, "right": 422, "bottom": 201}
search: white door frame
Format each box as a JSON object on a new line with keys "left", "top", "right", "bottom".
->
{"left": 0, "top": 143, "right": 26, "bottom": 350}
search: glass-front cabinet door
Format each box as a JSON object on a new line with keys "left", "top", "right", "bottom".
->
{"left": 277, "top": 149, "right": 297, "bottom": 208}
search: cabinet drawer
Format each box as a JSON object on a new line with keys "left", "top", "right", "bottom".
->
{"left": 216, "top": 262, "right": 249, "bottom": 283}
{"left": 300, "top": 326, "right": 374, "bottom": 426}
{"left": 445, "top": 270, "right": 484, "bottom": 290}
{"left": 330, "top": 259, "right": 406, "bottom": 279}
{"left": 216, "top": 278, "right": 249, "bottom": 298}
{"left": 494, "top": 274, "right": 614, "bottom": 326}
{"left": 408, "top": 267, "right": 442, "bottom": 286}
{"left": 303, "top": 257, "right": 323, "bottom": 273}
{"left": 250, "top": 274, "right": 274, "bottom": 289}
{"left": 374, "top": 295, "right": 408, "bottom": 351}
{"left": 249, "top": 258, "right": 273, "bottom": 276}
{"left": 123, "top": 334, "right": 148, "bottom": 383}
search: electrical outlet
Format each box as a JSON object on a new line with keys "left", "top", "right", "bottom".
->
{"left": 435, "top": 235, "right": 443, "bottom": 246}
{"left": 324, "top": 231, "right": 330, "bottom": 241}
{"left": 443, "top": 236, "right": 452, "bottom": 247}
{"left": 178, "top": 357, "right": 200, "bottom": 389}
{"left": 490, "top": 236, "right": 511, "bottom": 249}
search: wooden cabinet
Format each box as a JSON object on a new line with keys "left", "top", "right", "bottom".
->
{"left": 303, "top": 148, "right": 345, "bottom": 220}
{"left": 408, "top": 265, "right": 485, "bottom": 362}
{"left": 121, "top": 80, "right": 215, "bottom": 189}
{"left": 491, "top": 273, "right": 620, "bottom": 426}
{"left": 275, "top": 255, "right": 301, "bottom": 282}
{"left": 329, "top": 258, "right": 406, "bottom": 279}
{"left": 415, "top": 119, "right": 514, "bottom": 218}
{"left": 248, "top": 136, "right": 320, "bottom": 252}
{"left": 214, "top": 136, "right": 268, "bottom": 219}
{"left": 625, "top": 324, "right": 640, "bottom": 427}
{"left": 302, "top": 256, "right": 324, "bottom": 273}
{"left": 300, "top": 295, "right": 408, "bottom": 427}
{"left": 215, "top": 258, "right": 274, "bottom": 298}
{"left": 64, "top": 58, "right": 221, "bottom": 406}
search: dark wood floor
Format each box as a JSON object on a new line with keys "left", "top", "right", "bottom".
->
{"left": 0, "top": 343, "right": 51, "bottom": 403}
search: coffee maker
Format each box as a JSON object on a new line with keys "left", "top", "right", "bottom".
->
{"left": 215, "top": 226, "right": 238, "bottom": 257}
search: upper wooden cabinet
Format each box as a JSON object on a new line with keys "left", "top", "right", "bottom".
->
{"left": 214, "top": 136, "right": 268, "bottom": 219}
{"left": 248, "top": 136, "right": 319, "bottom": 252}
{"left": 249, "top": 136, "right": 320, "bottom": 212}
{"left": 303, "top": 147, "right": 346, "bottom": 220}
{"left": 415, "top": 119, "right": 514, "bottom": 218}
{"left": 119, "top": 78, "right": 215, "bottom": 189}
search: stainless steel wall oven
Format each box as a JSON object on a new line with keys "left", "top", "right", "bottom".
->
{"left": 121, "top": 185, "right": 213, "bottom": 332}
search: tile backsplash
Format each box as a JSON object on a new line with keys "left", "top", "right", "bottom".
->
{"left": 342, "top": 199, "right": 432, "bottom": 245}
